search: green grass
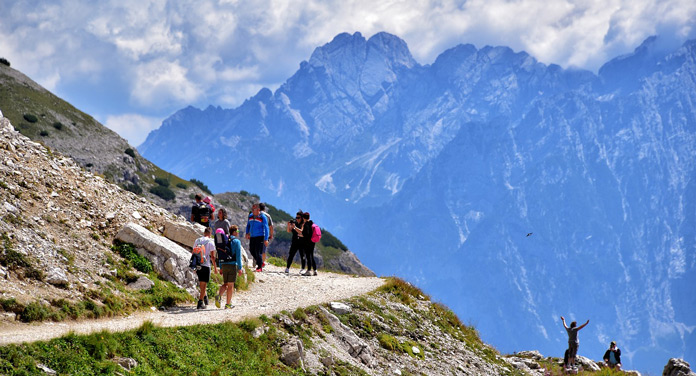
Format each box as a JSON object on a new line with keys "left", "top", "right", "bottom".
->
{"left": 267, "top": 256, "right": 287, "bottom": 268}
{"left": 0, "top": 320, "right": 304, "bottom": 375}
{"left": 111, "top": 241, "right": 153, "bottom": 274}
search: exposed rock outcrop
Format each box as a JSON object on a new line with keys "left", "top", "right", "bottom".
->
{"left": 318, "top": 306, "right": 374, "bottom": 367}
{"left": 664, "top": 358, "right": 695, "bottom": 376}
{"left": 162, "top": 220, "right": 205, "bottom": 248}
{"left": 116, "top": 223, "right": 197, "bottom": 296}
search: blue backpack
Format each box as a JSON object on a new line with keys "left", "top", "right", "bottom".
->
{"left": 215, "top": 232, "right": 235, "bottom": 265}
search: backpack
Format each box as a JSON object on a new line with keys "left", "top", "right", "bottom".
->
{"left": 310, "top": 223, "right": 322, "bottom": 243}
{"left": 215, "top": 232, "right": 234, "bottom": 265}
{"left": 190, "top": 241, "right": 207, "bottom": 269}
{"left": 194, "top": 202, "right": 212, "bottom": 224}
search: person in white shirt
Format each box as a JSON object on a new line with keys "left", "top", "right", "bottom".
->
{"left": 192, "top": 227, "right": 216, "bottom": 309}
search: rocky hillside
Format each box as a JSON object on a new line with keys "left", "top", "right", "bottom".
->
{"left": 0, "top": 62, "right": 372, "bottom": 276}
{"left": 0, "top": 111, "right": 201, "bottom": 318}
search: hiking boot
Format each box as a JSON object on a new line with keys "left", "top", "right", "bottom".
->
{"left": 224, "top": 304, "right": 234, "bottom": 309}
{"left": 284, "top": 268, "right": 289, "bottom": 274}
{"left": 255, "top": 267, "right": 263, "bottom": 272}
{"left": 303, "top": 270, "right": 312, "bottom": 276}
{"left": 203, "top": 295, "right": 208, "bottom": 306}
{"left": 197, "top": 300, "right": 205, "bottom": 310}
{"left": 313, "top": 271, "right": 317, "bottom": 276}
{"left": 299, "top": 269, "right": 305, "bottom": 275}
{"left": 214, "top": 294, "right": 221, "bottom": 308}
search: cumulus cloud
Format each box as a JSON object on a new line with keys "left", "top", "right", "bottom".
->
{"left": 103, "top": 113, "right": 162, "bottom": 146}
{"left": 132, "top": 59, "right": 201, "bottom": 108}
{"left": 1, "top": 0, "right": 695, "bottom": 141}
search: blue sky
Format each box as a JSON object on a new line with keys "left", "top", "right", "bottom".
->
{"left": 1, "top": 0, "right": 694, "bottom": 146}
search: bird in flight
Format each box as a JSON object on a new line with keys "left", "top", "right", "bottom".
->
{"left": 526, "top": 232, "right": 533, "bottom": 237}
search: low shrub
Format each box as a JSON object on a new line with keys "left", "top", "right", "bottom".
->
{"left": 154, "top": 177, "right": 170, "bottom": 187}
{"left": 149, "top": 185, "right": 175, "bottom": 201}
{"left": 189, "top": 178, "right": 211, "bottom": 194}
{"left": 39, "top": 130, "right": 49, "bottom": 137}
{"left": 378, "top": 333, "right": 400, "bottom": 351}
{"left": 0, "top": 298, "right": 23, "bottom": 314}
{"left": 124, "top": 182, "right": 143, "bottom": 195}
{"left": 23, "top": 113, "right": 38, "bottom": 123}
{"left": 52, "top": 122, "right": 63, "bottom": 130}
{"left": 19, "top": 301, "right": 50, "bottom": 323}
{"left": 175, "top": 182, "right": 188, "bottom": 189}
{"left": 1, "top": 233, "right": 30, "bottom": 269}
{"left": 0, "top": 57, "right": 10, "bottom": 67}
{"left": 124, "top": 148, "right": 136, "bottom": 158}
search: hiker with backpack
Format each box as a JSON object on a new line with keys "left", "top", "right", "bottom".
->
{"left": 213, "top": 226, "right": 243, "bottom": 309}
{"left": 300, "top": 212, "right": 320, "bottom": 276}
{"left": 245, "top": 203, "right": 269, "bottom": 272}
{"left": 212, "top": 208, "right": 231, "bottom": 235}
{"left": 191, "top": 194, "right": 213, "bottom": 227}
{"left": 259, "top": 203, "right": 274, "bottom": 267}
{"left": 192, "top": 227, "right": 215, "bottom": 309}
{"left": 561, "top": 316, "right": 590, "bottom": 370}
{"left": 285, "top": 210, "right": 307, "bottom": 274}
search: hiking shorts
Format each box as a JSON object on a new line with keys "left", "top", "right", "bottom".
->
{"left": 196, "top": 266, "right": 211, "bottom": 283}
{"left": 568, "top": 342, "right": 578, "bottom": 358}
{"left": 221, "top": 264, "right": 238, "bottom": 285}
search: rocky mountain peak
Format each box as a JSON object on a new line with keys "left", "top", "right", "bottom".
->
{"left": 366, "top": 31, "right": 417, "bottom": 69}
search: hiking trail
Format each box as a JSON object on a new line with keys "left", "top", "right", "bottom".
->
{"left": 0, "top": 265, "right": 384, "bottom": 345}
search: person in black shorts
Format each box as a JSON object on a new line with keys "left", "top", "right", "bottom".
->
{"left": 192, "top": 227, "right": 215, "bottom": 309}
{"left": 561, "top": 316, "right": 589, "bottom": 369}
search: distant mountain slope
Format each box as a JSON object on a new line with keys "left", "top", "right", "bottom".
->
{"left": 141, "top": 32, "right": 696, "bottom": 374}
{"left": 356, "top": 36, "right": 696, "bottom": 373}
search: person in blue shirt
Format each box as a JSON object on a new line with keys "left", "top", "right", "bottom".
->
{"left": 245, "top": 203, "right": 268, "bottom": 272}
{"left": 214, "top": 226, "right": 243, "bottom": 309}
{"left": 603, "top": 341, "right": 622, "bottom": 370}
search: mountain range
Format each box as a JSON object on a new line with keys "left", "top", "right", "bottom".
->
{"left": 139, "top": 32, "right": 696, "bottom": 374}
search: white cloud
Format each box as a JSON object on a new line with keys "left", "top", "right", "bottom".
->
{"left": 103, "top": 113, "right": 162, "bottom": 146}
{"left": 1, "top": 0, "right": 695, "bottom": 141}
{"left": 132, "top": 59, "right": 202, "bottom": 107}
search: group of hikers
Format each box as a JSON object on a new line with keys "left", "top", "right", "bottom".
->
{"left": 561, "top": 316, "right": 622, "bottom": 372}
{"left": 188, "top": 194, "right": 321, "bottom": 310}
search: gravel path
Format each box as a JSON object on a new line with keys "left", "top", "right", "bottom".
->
{"left": 0, "top": 265, "right": 385, "bottom": 346}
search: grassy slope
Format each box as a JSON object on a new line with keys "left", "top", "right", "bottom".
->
{"left": 0, "top": 277, "right": 628, "bottom": 375}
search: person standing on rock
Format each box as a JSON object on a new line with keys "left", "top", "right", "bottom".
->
{"left": 191, "top": 194, "right": 212, "bottom": 227}
{"left": 214, "top": 225, "right": 243, "bottom": 309}
{"left": 259, "top": 203, "right": 274, "bottom": 267}
{"left": 245, "top": 203, "right": 268, "bottom": 272}
{"left": 285, "top": 211, "right": 307, "bottom": 274}
{"left": 301, "top": 212, "right": 317, "bottom": 276}
{"left": 192, "top": 227, "right": 215, "bottom": 309}
{"left": 212, "top": 208, "right": 231, "bottom": 235}
{"left": 561, "top": 316, "right": 589, "bottom": 369}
